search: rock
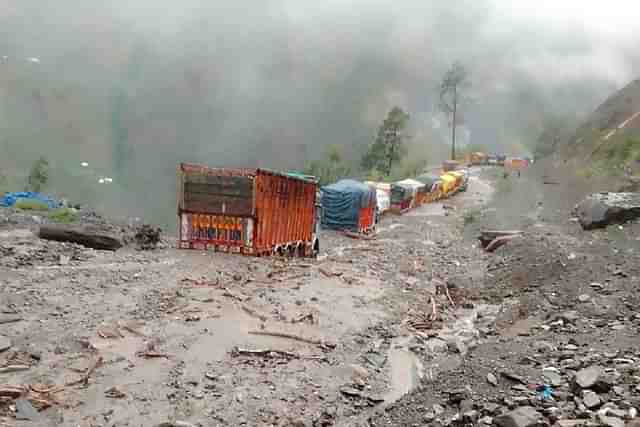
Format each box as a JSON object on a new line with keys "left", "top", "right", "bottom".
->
{"left": 155, "top": 422, "right": 197, "bottom": 427}
{"left": 613, "top": 386, "right": 626, "bottom": 396}
{"left": 433, "top": 404, "right": 445, "bottom": 415}
{"left": 494, "top": 406, "right": 544, "bottom": 427}
{"left": 574, "top": 366, "right": 611, "bottom": 392}
{"left": 543, "top": 370, "right": 564, "bottom": 387}
{"left": 601, "top": 408, "right": 627, "bottom": 419}
{"left": 556, "top": 421, "right": 588, "bottom": 427}
{"left": 598, "top": 414, "right": 625, "bottom": 427}
{"left": 583, "top": 390, "right": 601, "bottom": 409}
{"left": 289, "top": 418, "right": 309, "bottom": 427}
{"left": 15, "top": 399, "right": 39, "bottom": 421}
{"left": 447, "top": 389, "right": 469, "bottom": 405}
{"left": 559, "top": 311, "right": 581, "bottom": 324}
{"left": 483, "top": 403, "right": 500, "bottom": 415}
{"left": 0, "top": 336, "right": 11, "bottom": 353}
{"left": 463, "top": 410, "right": 479, "bottom": 423}
{"left": 574, "top": 192, "right": 640, "bottom": 230}
{"left": 424, "top": 411, "right": 436, "bottom": 422}
{"left": 500, "top": 370, "right": 527, "bottom": 385}
{"left": 447, "top": 337, "right": 467, "bottom": 355}
{"left": 627, "top": 419, "right": 640, "bottom": 427}
{"left": 479, "top": 416, "right": 493, "bottom": 425}
{"left": 488, "top": 373, "right": 499, "bottom": 386}
{"left": 578, "top": 294, "right": 591, "bottom": 303}
{"left": 351, "top": 364, "right": 369, "bottom": 381}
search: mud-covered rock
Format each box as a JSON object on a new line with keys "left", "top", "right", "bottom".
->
{"left": 573, "top": 192, "right": 640, "bottom": 230}
{"left": 494, "top": 407, "right": 545, "bottom": 427}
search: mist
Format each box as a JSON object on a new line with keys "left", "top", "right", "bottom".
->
{"left": 1, "top": 0, "right": 639, "bottom": 226}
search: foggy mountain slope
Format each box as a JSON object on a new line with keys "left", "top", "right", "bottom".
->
{"left": 1, "top": 1, "right": 640, "bottom": 226}
{"left": 556, "top": 79, "right": 640, "bottom": 172}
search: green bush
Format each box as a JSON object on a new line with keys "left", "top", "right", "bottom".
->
{"left": 48, "top": 208, "right": 78, "bottom": 223}
{"left": 15, "top": 199, "right": 50, "bottom": 211}
{"left": 26, "top": 156, "right": 50, "bottom": 192}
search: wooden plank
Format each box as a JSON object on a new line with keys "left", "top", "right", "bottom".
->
{"left": 184, "top": 182, "right": 253, "bottom": 198}
{"left": 183, "top": 194, "right": 253, "bottom": 216}
{"left": 184, "top": 174, "right": 252, "bottom": 187}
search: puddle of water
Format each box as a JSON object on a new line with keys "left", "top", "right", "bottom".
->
{"left": 384, "top": 336, "right": 424, "bottom": 403}
{"left": 383, "top": 304, "right": 500, "bottom": 404}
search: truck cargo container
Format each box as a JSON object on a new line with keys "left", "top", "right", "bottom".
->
{"left": 415, "top": 173, "right": 443, "bottom": 203}
{"left": 505, "top": 157, "right": 529, "bottom": 171}
{"left": 439, "top": 173, "right": 458, "bottom": 196}
{"left": 391, "top": 179, "right": 425, "bottom": 213}
{"left": 321, "top": 180, "right": 377, "bottom": 233}
{"left": 365, "top": 181, "right": 391, "bottom": 216}
{"left": 177, "top": 163, "right": 320, "bottom": 257}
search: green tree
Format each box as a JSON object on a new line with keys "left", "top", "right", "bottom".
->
{"left": 26, "top": 156, "right": 50, "bottom": 192}
{"left": 533, "top": 114, "right": 574, "bottom": 159}
{"left": 361, "top": 107, "right": 410, "bottom": 176}
{"left": 440, "top": 62, "right": 470, "bottom": 160}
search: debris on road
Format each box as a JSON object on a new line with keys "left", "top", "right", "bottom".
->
{"left": 573, "top": 192, "right": 640, "bottom": 230}
{"left": 104, "top": 386, "right": 127, "bottom": 399}
{"left": 230, "top": 347, "right": 300, "bottom": 360}
{"left": 38, "top": 224, "right": 123, "bottom": 250}
{"left": 0, "top": 337, "right": 11, "bottom": 353}
{"left": 248, "top": 329, "right": 336, "bottom": 349}
{"left": 0, "top": 384, "right": 63, "bottom": 412}
{"left": 478, "top": 230, "right": 523, "bottom": 252}
{"left": 241, "top": 305, "right": 268, "bottom": 322}
{"left": 0, "top": 365, "right": 30, "bottom": 374}
{"left": 65, "top": 355, "right": 103, "bottom": 387}
{"left": 136, "top": 341, "right": 170, "bottom": 359}
{"left": 222, "top": 287, "right": 247, "bottom": 302}
{"left": 134, "top": 224, "right": 162, "bottom": 250}
{"left": 0, "top": 315, "right": 22, "bottom": 325}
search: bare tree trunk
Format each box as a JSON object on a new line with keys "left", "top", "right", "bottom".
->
{"left": 38, "top": 225, "right": 123, "bottom": 250}
{"left": 451, "top": 86, "right": 457, "bottom": 160}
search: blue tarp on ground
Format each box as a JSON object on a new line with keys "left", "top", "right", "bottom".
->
{"left": 321, "top": 179, "right": 376, "bottom": 231}
{"left": 0, "top": 192, "right": 60, "bottom": 209}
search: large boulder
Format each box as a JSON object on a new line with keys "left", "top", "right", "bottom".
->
{"left": 573, "top": 192, "right": 640, "bottom": 230}
{"left": 494, "top": 407, "right": 546, "bottom": 427}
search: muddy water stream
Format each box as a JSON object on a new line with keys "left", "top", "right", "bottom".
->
{"left": 383, "top": 303, "right": 500, "bottom": 406}
{"left": 385, "top": 336, "right": 424, "bottom": 403}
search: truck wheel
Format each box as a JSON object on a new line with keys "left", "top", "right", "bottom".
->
{"left": 312, "top": 238, "right": 320, "bottom": 257}
{"left": 296, "top": 243, "right": 305, "bottom": 258}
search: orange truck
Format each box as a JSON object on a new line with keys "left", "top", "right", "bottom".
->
{"left": 464, "top": 152, "right": 488, "bottom": 166}
{"left": 505, "top": 158, "right": 529, "bottom": 172}
{"left": 177, "top": 163, "right": 320, "bottom": 257}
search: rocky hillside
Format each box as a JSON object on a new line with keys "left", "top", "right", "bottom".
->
{"left": 560, "top": 79, "right": 640, "bottom": 176}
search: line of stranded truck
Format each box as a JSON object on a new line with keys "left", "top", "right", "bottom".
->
{"left": 177, "top": 163, "right": 320, "bottom": 257}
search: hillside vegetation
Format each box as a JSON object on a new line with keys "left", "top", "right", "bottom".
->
{"left": 559, "top": 79, "right": 640, "bottom": 176}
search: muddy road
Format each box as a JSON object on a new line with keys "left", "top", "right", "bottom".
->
{"left": 2, "top": 166, "right": 639, "bottom": 427}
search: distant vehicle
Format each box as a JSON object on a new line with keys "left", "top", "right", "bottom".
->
{"left": 321, "top": 180, "right": 377, "bottom": 234}
{"left": 464, "top": 152, "right": 488, "bottom": 166}
{"left": 442, "top": 160, "right": 460, "bottom": 172}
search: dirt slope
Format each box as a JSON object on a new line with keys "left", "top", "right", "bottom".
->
{"left": 560, "top": 79, "right": 640, "bottom": 175}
